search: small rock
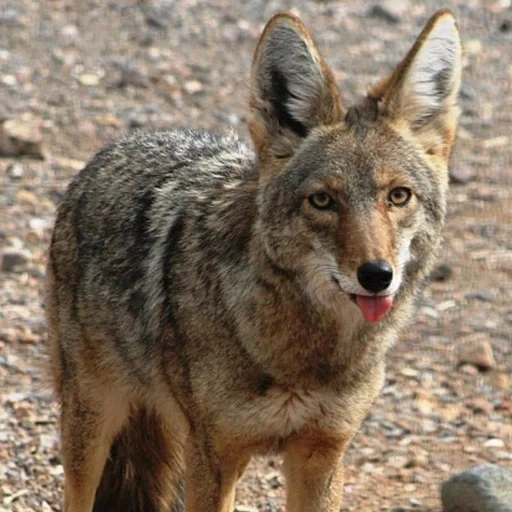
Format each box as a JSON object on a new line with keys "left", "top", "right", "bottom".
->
{"left": 28, "top": 217, "right": 50, "bottom": 237}
{"left": 1, "top": 75, "right": 17, "bottom": 87}
{"left": 466, "top": 290, "right": 495, "bottom": 302}
{"left": 38, "top": 434, "right": 58, "bottom": 452}
{"left": 368, "top": 0, "right": 409, "bottom": 23}
{"left": 450, "top": 164, "right": 477, "bottom": 184}
{"left": 458, "top": 340, "right": 496, "bottom": 371}
{"left": 467, "top": 397, "right": 493, "bottom": 414}
{"left": 387, "top": 455, "right": 409, "bottom": 469}
{"left": 0, "top": 117, "right": 44, "bottom": 158}
{"left": 60, "top": 24, "right": 80, "bottom": 45}
{"left": 483, "top": 136, "right": 509, "bottom": 149}
{"left": 408, "top": 451, "right": 429, "bottom": 468}
{"left": 483, "top": 439, "right": 505, "bottom": 449}
{"left": 184, "top": 80, "right": 203, "bottom": 94}
{"left": 41, "top": 501, "right": 53, "bottom": 512}
{"left": 441, "top": 464, "right": 512, "bottom": 512}
{"left": 78, "top": 73, "right": 100, "bottom": 86}
{"left": 17, "top": 326, "right": 40, "bottom": 344}
{"left": 459, "top": 363, "right": 480, "bottom": 375}
{"left": 500, "top": 18, "right": 511, "bottom": 33}
{"left": 118, "top": 66, "right": 149, "bottom": 88}
{"left": 429, "top": 263, "right": 453, "bottom": 282}
{"left": 235, "top": 507, "right": 258, "bottom": 512}
{"left": 265, "top": 471, "right": 283, "bottom": 489}
{"left": 15, "top": 189, "right": 39, "bottom": 206}
{"left": 491, "top": 373, "right": 510, "bottom": 390}
{"left": 464, "top": 39, "right": 483, "bottom": 56}
{"left": 1, "top": 248, "right": 32, "bottom": 272}
{"left": 400, "top": 367, "right": 419, "bottom": 378}
{"left": 6, "top": 162, "right": 24, "bottom": 179}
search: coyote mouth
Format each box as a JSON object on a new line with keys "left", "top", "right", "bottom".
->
{"left": 352, "top": 294, "right": 394, "bottom": 323}
{"left": 331, "top": 277, "right": 394, "bottom": 323}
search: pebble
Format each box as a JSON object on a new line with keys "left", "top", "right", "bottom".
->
{"left": 441, "top": 464, "right": 512, "bottom": 512}
{"left": 265, "top": 471, "right": 283, "bottom": 489}
{"left": 1, "top": 248, "right": 32, "bottom": 272}
{"left": 450, "top": 164, "right": 477, "bottom": 184}
{"left": 368, "top": 0, "right": 410, "bottom": 23}
{"left": 118, "top": 66, "right": 149, "bottom": 88}
{"left": 429, "top": 263, "right": 453, "bottom": 282}
{"left": 464, "top": 39, "right": 483, "bottom": 56}
{"left": 28, "top": 217, "right": 51, "bottom": 238}
{"left": 483, "top": 136, "right": 509, "bottom": 149}
{"left": 458, "top": 340, "right": 496, "bottom": 371}
{"left": 483, "top": 439, "right": 505, "bottom": 449}
{"left": 465, "top": 290, "right": 495, "bottom": 302}
{"left": 490, "top": 373, "right": 510, "bottom": 390}
{"left": 0, "top": 117, "right": 44, "bottom": 159}
{"left": 60, "top": 24, "right": 79, "bottom": 46}
{"left": 6, "top": 163, "right": 24, "bottom": 179}
{"left": 78, "top": 73, "right": 100, "bottom": 86}
{"left": 15, "top": 189, "right": 40, "bottom": 207}
{"left": 184, "top": 80, "right": 203, "bottom": 94}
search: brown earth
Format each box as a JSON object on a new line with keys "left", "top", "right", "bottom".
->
{"left": 0, "top": 0, "right": 510, "bottom": 511}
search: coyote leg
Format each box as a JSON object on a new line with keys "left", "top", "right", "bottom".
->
{"left": 61, "top": 385, "right": 128, "bottom": 512}
{"left": 283, "top": 436, "right": 348, "bottom": 512}
{"left": 185, "top": 436, "right": 250, "bottom": 512}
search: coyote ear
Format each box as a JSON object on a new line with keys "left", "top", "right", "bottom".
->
{"left": 249, "top": 13, "right": 343, "bottom": 160}
{"left": 371, "top": 10, "right": 462, "bottom": 162}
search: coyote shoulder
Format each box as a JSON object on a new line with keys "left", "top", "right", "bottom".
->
{"left": 47, "top": 10, "right": 462, "bottom": 512}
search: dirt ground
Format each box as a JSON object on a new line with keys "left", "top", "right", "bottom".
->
{"left": 0, "top": 0, "right": 510, "bottom": 511}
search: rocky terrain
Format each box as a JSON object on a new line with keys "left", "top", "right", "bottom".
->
{"left": 0, "top": 0, "right": 510, "bottom": 510}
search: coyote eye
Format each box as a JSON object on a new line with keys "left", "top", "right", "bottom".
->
{"left": 309, "top": 192, "right": 335, "bottom": 210}
{"left": 389, "top": 187, "right": 412, "bottom": 207}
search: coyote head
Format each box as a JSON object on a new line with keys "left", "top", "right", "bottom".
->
{"left": 250, "top": 11, "right": 461, "bottom": 323}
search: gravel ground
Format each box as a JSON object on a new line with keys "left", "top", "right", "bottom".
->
{"left": 0, "top": 0, "right": 511, "bottom": 511}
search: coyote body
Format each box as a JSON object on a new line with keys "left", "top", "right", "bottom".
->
{"left": 48, "top": 11, "right": 462, "bottom": 512}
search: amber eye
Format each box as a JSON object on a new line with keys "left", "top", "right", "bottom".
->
{"left": 388, "top": 187, "right": 412, "bottom": 207}
{"left": 309, "top": 192, "right": 335, "bottom": 210}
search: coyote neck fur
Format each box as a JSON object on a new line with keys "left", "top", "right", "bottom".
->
{"left": 184, "top": 176, "right": 386, "bottom": 388}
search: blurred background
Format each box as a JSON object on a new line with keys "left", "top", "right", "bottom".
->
{"left": 0, "top": 0, "right": 510, "bottom": 510}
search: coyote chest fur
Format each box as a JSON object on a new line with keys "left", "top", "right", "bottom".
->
{"left": 47, "top": 10, "right": 461, "bottom": 512}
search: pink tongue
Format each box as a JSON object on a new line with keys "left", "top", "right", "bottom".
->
{"left": 355, "top": 295, "right": 394, "bottom": 323}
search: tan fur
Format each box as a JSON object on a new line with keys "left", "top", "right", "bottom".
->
{"left": 47, "top": 11, "right": 461, "bottom": 512}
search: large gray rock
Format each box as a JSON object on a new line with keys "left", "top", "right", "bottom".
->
{"left": 441, "top": 465, "right": 512, "bottom": 512}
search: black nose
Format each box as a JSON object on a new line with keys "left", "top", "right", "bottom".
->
{"left": 357, "top": 260, "right": 393, "bottom": 293}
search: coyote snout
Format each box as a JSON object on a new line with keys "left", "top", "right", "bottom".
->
{"left": 48, "top": 9, "right": 461, "bottom": 512}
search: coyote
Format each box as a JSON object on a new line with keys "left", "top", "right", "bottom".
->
{"left": 47, "top": 9, "right": 461, "bottom": 512}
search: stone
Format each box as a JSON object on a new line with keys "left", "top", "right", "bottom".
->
{"left": 6, "top": 163, "right": 24, "bottom": 179}
{"left": 491, "top": 373, "right": 510, "bottom": 390}
{"left": 368, "top": 0, "right": 410, "bottom": 23}
{"left": 78, "top": 73, "right": 100, "bottom": 86}
{"left": 429, "top": 263, "right": 453, "bottom": 282}
{"left": 441, "top": 464, "right": 512, "bottom": 512}
{"left": 184, "top": 80, "right": 203, "bottom": 94}
{"left": 0, "top": 117, "right": 44, "bottom": 158}
{"left": 1, "top": 248, "right": 32, "bottom": 272}
{"left": 118, "top": 66, "right": 149, "bottom": 88}
{"left": 466, "top": 290, "right": 495, "bottom": 302}
{"left": 464, "top": 39, "right": 483, "bottom": 56}
{"left": 265, "top": 471, "right": 283, "bottom": 489}
{"left": 15, "top": 189, "right": 39, "bottom": 207}
{"left": 483, "top": 439, "right": 505, "bottom": 449}
{"left": 458, "top": 340, "right": 496, "bottom": 371}
{"left": 450, "top": 164, "right": 477, "bottom": 184}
